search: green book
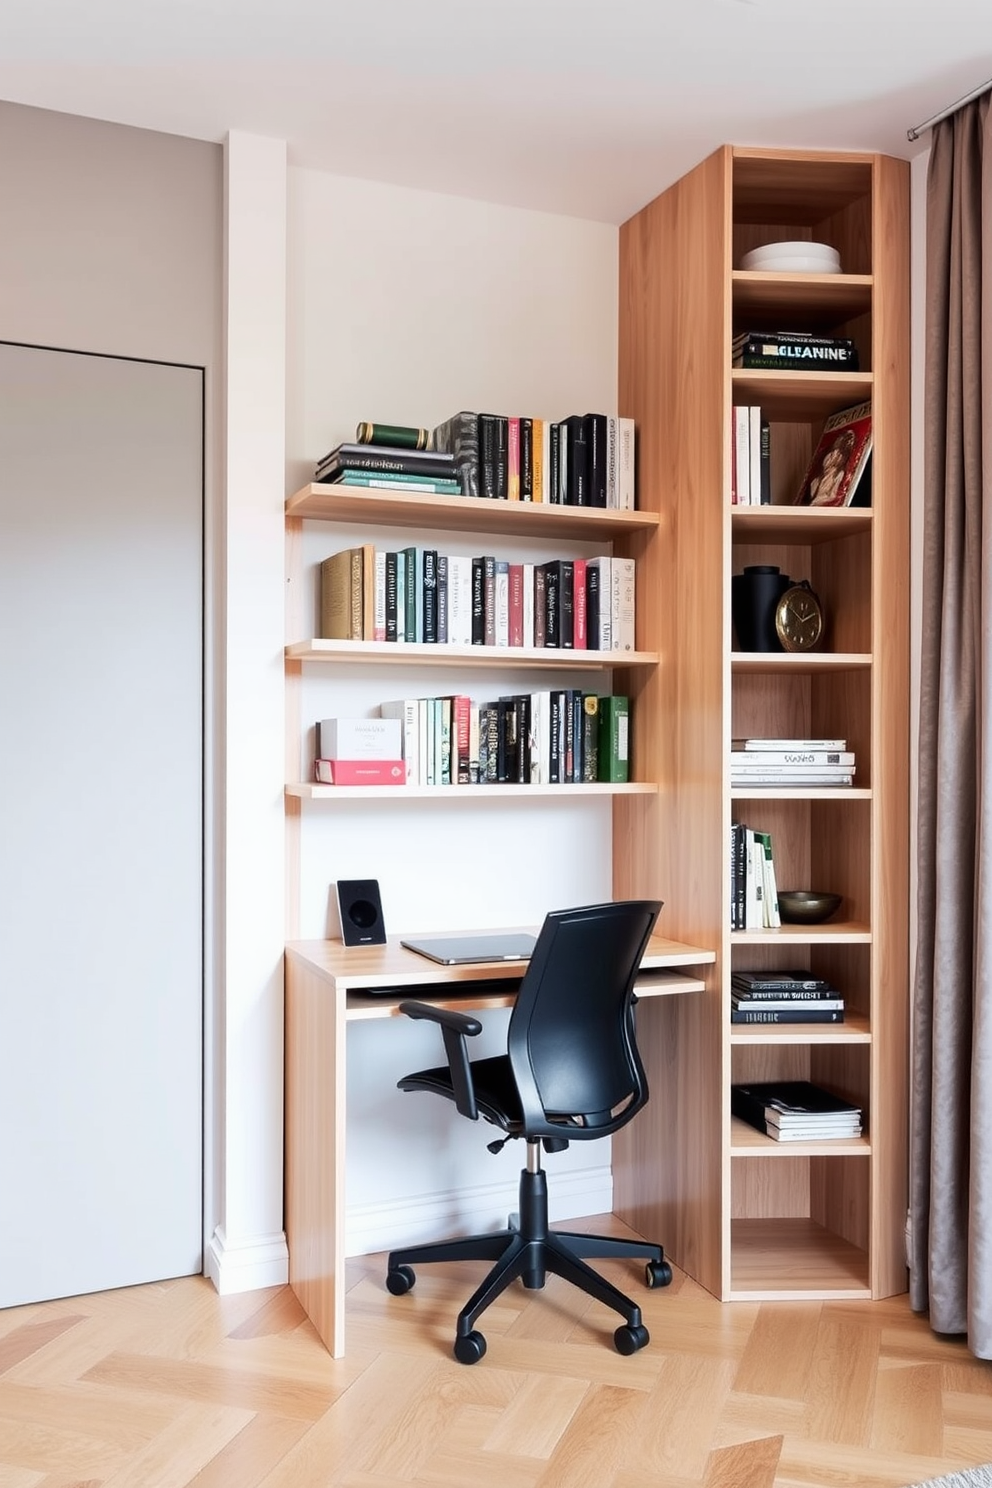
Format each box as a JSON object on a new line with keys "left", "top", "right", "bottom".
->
{"left": 355, "top": 421, "right": 432, "bottom": 450}
{"left": 597, "top": 695, "right": 630, "bottom": 783}
{"left": 402, "top": 546, "right": 417, "bottom": 643}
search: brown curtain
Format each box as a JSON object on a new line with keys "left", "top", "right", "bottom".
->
{"left": 910, "top": 93, "right": 992, "bottom": 1356}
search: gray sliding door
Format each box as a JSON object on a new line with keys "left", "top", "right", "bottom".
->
{"left": 0, "top": 342, "right": 203, "bottom": 1304}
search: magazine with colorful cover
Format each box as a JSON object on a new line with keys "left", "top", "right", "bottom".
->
{"left": 795, "top": 400, "right": 872, "bottom": 507}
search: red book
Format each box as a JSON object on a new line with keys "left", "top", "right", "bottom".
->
{"left": 450, "top": 695, "right": 472, "bottom": 783}
{"left": 572, "top": 558, "right": 588, "bottom": 649}
{"left": 315, "top": 759, "right": 406, "bottom": 785}
{"left": 508, "top": 563, "right": 524, "bottom": 646}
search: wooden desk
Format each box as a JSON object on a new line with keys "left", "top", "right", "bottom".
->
{"left": 284, "top": 932, "right": 716, "bottom": 1355}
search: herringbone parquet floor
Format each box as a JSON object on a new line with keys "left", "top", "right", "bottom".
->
{"left": 2, "top": 1224, "right": 991, "bottom": 1488}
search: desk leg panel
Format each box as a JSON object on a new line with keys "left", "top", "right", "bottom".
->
{"left": 285, "top": 956, "right": 346, "bottom": 1355}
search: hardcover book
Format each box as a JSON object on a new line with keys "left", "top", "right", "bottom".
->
{"left": 598, "top": 695, "right": 630, "bottom": 783}
{"left": 319, "top": 548, "right": 363, "bottom": 641}
{"left": 432, "top": 410, "right": 480, "bottom": 499}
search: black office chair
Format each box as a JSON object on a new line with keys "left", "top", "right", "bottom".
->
{"left": 385, "top": 900, "right": 672, "bottom": 1364}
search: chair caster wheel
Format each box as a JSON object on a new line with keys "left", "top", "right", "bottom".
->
{"left": 614, "top": 1322, "right": 650, "bottom": 1355}
{"left": 646, "top": 1259, "right": 673, "bottom": 1288}
{"left": 386, "top": 1264, "right": 415, "bottom": 1295}
{"left": 453, "top": 1330, "right": 487, "bottom": 1365}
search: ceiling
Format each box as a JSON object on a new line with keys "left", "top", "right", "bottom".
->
{"left": 1, "top": 0, "right": 990, "bottom": 223}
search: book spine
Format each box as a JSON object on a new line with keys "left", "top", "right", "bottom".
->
{"left": 572, "top": 557, "right": 587, "bottom": 650}
{"left": 616, "top": 416, "right": 635, "bottom": 509}
{"left": 559, "top": 561, "right": 574, "bottom": 649}
{"left": 531, "top": 418, "right": 544, "bottom": 503}
{"left": 522, "top": 562, "right": 535, "bottom": 648}
{"left": 582, "top": 694, "right": 600, "bottom": 782}
{"left": 494, "top": 416, "right": 509, "bottom": 501}
{"left": 452, "top": 695, "right": 471, "bottom": 784}
{"left": 508, "top": 563, "right": 524, "bottom": 647}
{"left": 436, "top": 553, "right": 448, "bottom": 644}
{"left": 598, "top": 695, "right": 629, "bottom": 783}
{"left": 730, "top": 1008, "right": 845, "bottom": 1024}
{"left": 394, "top": 551, "right": 406, "bottom": 641}
{"left": 355, "top": 421, "right": 431, "bottom": 449}
{"left": 384, "top": 551, "right": 398, "bottom": 642}
{"left": 548, "top": 421, "right": 562, "bottom": 503}
{"left": 494, "top": 560, "right": 510, "bottom": 647}
{"left": 520, "top": 417, "right": 533, "bottom": 501}
{"left": 326, "top": 472, "right": 462, "bottom": 493}
{"left": 562, "top": 414, "right": 589, "bottom": 506}
{"left": 402, "top": 546, "right": 417, "bottom": 643}
{"left": 542, "top": 560, "right": 560, "bottom": 647}
{"left": 483, "top": 556, "right": 497, "bottom": 646}
{"left": 533, "top": 565, "right": 547, "bottom": 648}
{"left": 585, "top": 413, "right": 608, "bottom": 507}
{"left": 317, "top": 451, "right": 455, "bottom": 479}
{"left": 447, "top": 555, "right": 473, "bottom": 646}
{"left": 431, "top": 410, "right": 480, "bottom": 498}
{"left": 478, "top": 414, "right": 498, "bottom": 499}
{"left": 471, "top": 557, "right": 485, "bottom": 645}
{"left": 759, "top": 417, "right": 771, "bottom": 505}
{"left": 373, "top": 549, "right": 387, "bottom": 642}
{"left": 611, "top": 557, "right": 636, "bottom": 652}
{"left": 507, "top": 417, "right": 520, "bottom": 501}
{"left": 733, "top": 407, "right": 751, "bottom": 505}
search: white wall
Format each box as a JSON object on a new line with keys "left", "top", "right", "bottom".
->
{"left": 285, "top": 168, "right": 628, "bottom": 1252}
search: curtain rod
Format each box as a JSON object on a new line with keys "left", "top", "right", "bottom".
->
{"left": 907, "top": 77, "right": 992, "bottom": 141}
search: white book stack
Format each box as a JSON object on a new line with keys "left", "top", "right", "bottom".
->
{"left": 731, "top": 737, "right": 855, "bottom": 788}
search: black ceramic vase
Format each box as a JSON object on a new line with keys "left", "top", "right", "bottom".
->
{"left": 731, "top": 565, "right": 791, "bottom": 651}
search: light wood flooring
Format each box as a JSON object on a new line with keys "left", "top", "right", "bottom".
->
{"left": 3, "top": 1222, "right": 992, "bottom": 1488}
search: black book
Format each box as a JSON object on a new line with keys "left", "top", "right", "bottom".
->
{"left": 732, "top": 1081, "right": 861, "bottom": 1129}
{"left": 471, "top": 557, "right": 485, "bottom": 645}
{"left": 384, "top": 551, "right": 398, "bottom": 642}
{"left": 431, "top": 410, "right": 479, "bottom": 498}
{"left": 541, "top": 560, "right": 561, "bottom": 647}
{"left": 585, "top": 413, "right": 608, "bottom": 507}
{"left": 730, "top": 1007, "right": 845, "bottom": 1025}
{"left": 732, "top": 986, "right": 839, "bottom": 1002}
{"left": 548, "top": 421, "right": 562, "bottom": 504}
{"left": 478, "top": 414, "right": 499, "bottom": 500}
{"left": 315, "top": 444, "right": 456, "bottom": 481}
{"left": 759, "top": 417, "right": 771, "bottom": 504}
{"left": 549, "top": 691, "right": 564, "bottom": 783}
{"left": 422, "top": 549, "right": 438, "bottom": 643}
{"left": 563, "top": 688, "right": 577, "bottom": 782}
{"left": 732, "top": 970, "right": 833, "bottom": 993}
{"left": 484, "top": 702, "right": 501, "bottom": 783}
{"left": 559, "top": 561, "right": 574, "bottom": 649}
{"left": 520, "top": 417, "right": 534, "bottom": 501}
{"left": 561, "top": 414, "right": 589, "bottom": 506}
{"left": 436, "top": 554, "right": 448, "bottom": 644}
{"left": 494, "top": 415, "right": 509, "bottom": 501}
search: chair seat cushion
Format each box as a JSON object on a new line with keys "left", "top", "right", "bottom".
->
{"left": 399, "top": 1054, "right": 523, "bottom": 1131}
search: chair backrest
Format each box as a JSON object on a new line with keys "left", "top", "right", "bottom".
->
{"left": 506, "top": 900, "right": 662, "bottom": 1141}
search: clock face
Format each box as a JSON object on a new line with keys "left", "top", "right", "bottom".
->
{"left": 776, "top": 586, "right": 823, "bottom": 651}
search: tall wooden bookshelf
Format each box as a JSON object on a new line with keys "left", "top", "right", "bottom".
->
{"left": 611, "top": 146, "right": 910, "bottom": 1301}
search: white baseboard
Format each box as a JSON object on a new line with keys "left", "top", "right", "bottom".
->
{"left": 204, "top": 1225, "right": 289, "bottom": 1294}
{"left": 346, "top": 1165, "right": 614, "bottom": 1258}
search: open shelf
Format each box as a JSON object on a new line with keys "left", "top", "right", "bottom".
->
{"left": 287, "top": 484, "right": 662, "bottom": 541}
{"left": 730, "top": 1218, "right": 870, "bottom": 1300}
{"left": 287, "top": 638, "right": 658, "bottom": 669}
{"left": 732, "top": 270, "right": 873, "bottom": 325}
{"left": 730, "top": 1009, "right": 871, "bottom": 1044}
{"left": 730, "top": 1115, "right": 870, "bottom": 1155}
{"left": 288, "top": 781, "right": 658, "bottom": 801}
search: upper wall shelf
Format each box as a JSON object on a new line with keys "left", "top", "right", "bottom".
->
{"left": 286, "top": 485, "right": 662, "bottom": 542}
{"left": 731, "top": 506, "right": 872, "bottom": 543}
{"left": 730, "top": 370, "right": 873, "bottom": 420}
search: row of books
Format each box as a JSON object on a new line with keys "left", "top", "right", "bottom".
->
{"left": 319, "top": 546, "right": 636, "bottom": 652}
{"left": 730, "top": 821, "right": 780, "bottom": 931}
{"left": 730, "top": 405, "right": 770, "bottom": 505}
{"left": 731, "top": 1079, "right": 862, "bottom": 1139}
{"left": 315, "top": 693, "right": 631, "bottom": 787}
{"left": 731, "top": 968, "right": 846, "bottom": 1025}
{"left": 432, "top": 410, "right": 636, "bottom": 508}
{"left": 732, "top": 329, "right": 860, "bottom": 372}
{"left": 731, "top": 736, "right": 856, "bottom": 788}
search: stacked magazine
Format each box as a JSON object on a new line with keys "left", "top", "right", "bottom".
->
{"left": 731, "top": 1079, "right": 862, "bottom": 1141}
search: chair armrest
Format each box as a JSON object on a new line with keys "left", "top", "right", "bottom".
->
{"left": 398, "top": 1000, "right": 482, "bottom": 1119}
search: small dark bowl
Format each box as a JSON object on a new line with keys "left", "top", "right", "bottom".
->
{"left": 777, "top": 890, "right": 843, "bottom": 925}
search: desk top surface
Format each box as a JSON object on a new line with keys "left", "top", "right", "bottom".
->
{"left": 286, "top": 931, "right": 716, "bottom": 994}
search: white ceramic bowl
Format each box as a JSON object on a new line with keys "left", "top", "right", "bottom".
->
{"left": 741, "top": 240, "right": 841, "bottom": 273}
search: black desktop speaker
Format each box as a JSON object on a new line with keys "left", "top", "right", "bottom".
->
{"left": 336, "top": 879, "right": 387, "bottom": 946}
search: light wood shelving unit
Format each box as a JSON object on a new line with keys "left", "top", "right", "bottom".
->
{"left": 611, "top": 146, "right": 910, "bottom": 1301}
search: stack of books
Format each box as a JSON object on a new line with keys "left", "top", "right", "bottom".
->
{"left": 732, "top": 330, "right": 860, "bottom": 372}
{"left": 730, "top": 968, "right": 845, "bottom": 1025}
{"left": 731, "top": 1080, "right": 862, "bottom": 1140}
{"left": 731, "top": 737, "right": 856, "bottom": 788}
{"left": 314, "top": 423, "right": 461, "bottom": 495}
